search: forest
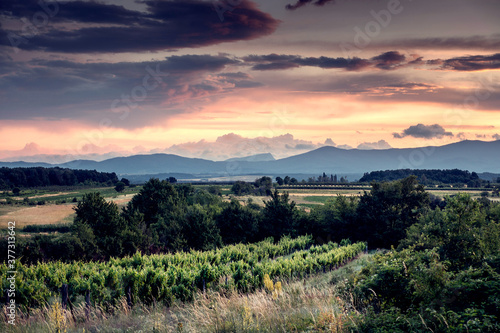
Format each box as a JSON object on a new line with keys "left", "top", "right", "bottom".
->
{"left": 0, "top": 167, "right": 119, "bottom": 189}
{"left": 359, "top": 168, "right": 485, "bottom": 186}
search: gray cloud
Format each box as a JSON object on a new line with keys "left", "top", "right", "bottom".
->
{"left": 286, "top": 0, "right": 336, "bottom": 11}
{"left": 163, "top": 133, "right": 328, "bottom": 160}
{"left": 244, "top": 51, "right": 404, "bottom": 71}
{"left": 245, "top": 51, "right": 500, "bottom": 73}
{"left": 371, "top": 51, "right": 406, "bottom": 70}
{"left": 324, "top": 138, "right": 335, "bottom": 146}
{"left": 393, "top": 124, "right": 454, "bottom": 139}
{"left": 440, "top": 53, "right": 500, "bottom": 71}
{"left": 357, "top": 140, "right": 392, "bottom": 150}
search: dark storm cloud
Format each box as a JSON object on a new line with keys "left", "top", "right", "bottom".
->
{"left": 393, "top": 124, "right": 454, "bottom": 139}
{"left": 244, "top": 51, "right": 500, "bottom": 73}
{"left": 383, "top": 82, "right": 436, "bottom": 90}
{"left": 244, "top": 51, "right": 405, "bottom": 71}
{"left": 0, "top": 0, "right": 280, "bottom": 53}
{"left": 295, "top": 56, "right": 371, "bottom": 70}
{"left": 371, "top": 51, "right": 406, "bottom": 70}
{"left": 0, "top": 0, "right": 143, "bottom": 24}
{"left": 0, "top": 54, "right": 253, "bottom": 127}
{"left": 286, "top": 0, "right": 336, "bottom": 11}
{"left": 252, "top": 62, "right": 300, "bottom": 70}
{"left": 440, "top": 53, "right": 500, "bottom": 71}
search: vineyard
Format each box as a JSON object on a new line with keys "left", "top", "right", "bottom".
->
{"left": 0, "top": 236, "right": 366, "bottom": 310}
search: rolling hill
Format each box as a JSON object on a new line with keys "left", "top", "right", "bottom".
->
{"left": 0, "top": 140, "right": 499, "bottom": 177}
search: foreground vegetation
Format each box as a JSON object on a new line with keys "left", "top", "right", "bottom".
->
{"left": 1, "top": 175, "right": 499, "bottom": 331}
{"left": 0, "top": 254, "right": 372, "bottom": 332}
{"left": 1, "top": 236, "right": 366, "bottom": 310}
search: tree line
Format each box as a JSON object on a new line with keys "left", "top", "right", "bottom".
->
{"left": 359, "top": 168, "right": 485, "bottom": 186}
{"left": 0, "top": 167, "right": 119, "bottom": 190}
{"left": 5, "top": 175, "right": 498, "bottom": 265}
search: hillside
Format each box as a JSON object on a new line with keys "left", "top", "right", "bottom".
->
{"left": 0, "top": 140, "right": 499, "bottom": 176}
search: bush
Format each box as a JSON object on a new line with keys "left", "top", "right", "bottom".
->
{"left": 114, "top": 181, "right": 126, "bottom": 192}
{"left": 22, "top": 224, "right": 72, "bottom": 233}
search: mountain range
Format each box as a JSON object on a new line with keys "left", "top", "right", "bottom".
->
{"left": 1, "top": 140, "right": 499, "bottom": 179}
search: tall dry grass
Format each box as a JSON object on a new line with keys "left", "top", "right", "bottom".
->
{"left": 2, "top": 255, "right": 371, "bottom": 332}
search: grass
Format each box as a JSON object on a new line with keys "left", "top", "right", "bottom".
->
{"left": 1, "top": 186, "right": 142, "bottom": 204}
{"left": 297, "top": 203, "right": 322, "bottom": 210}
{"left": 1, "top": 253, "right": 375, "bottom": 332}
{"left": 302, "top": 196, "right": 332, "bottom": 204}
{"left": 0, "top": 204, "right": 76, "bottom": 229}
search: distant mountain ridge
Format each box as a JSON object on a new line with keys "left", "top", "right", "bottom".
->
{"left": 225, "top": 153, "right": 275, "bottom": 162}
{"left": 1, "top": 140, "right": 499, "bottom": 177}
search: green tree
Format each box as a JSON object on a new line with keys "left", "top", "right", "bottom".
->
{"left": 123, "top": 178, "right": 186, "bottom": 251}
{"left": 216, "top": 199, "right": 259, "bottom": 244}
{"left": 12, "top": 187, "right": 20, "bottom": 196}
{"left": 401, "top": 193, "right": 494, "bottom": 268}
{"left": 231, "top": 181, "right": 253, "bottom": 196}
{"left": 73, "top": 192, "right": 128, "bottom": 258}
{"left": 207, "top": 185, "right": 222, "bottom": 196}
{"left": 254, "top": 176, "right": 273, "bottom": 196}
{"left": 259, "top": 190, "right": 297, "bottom": 240}
{"left": 124, "top": 178, "right": 181, "bottom": 227}
{"left": 275, "top": 177, "right": 284, "bottom": 186}
{"left": 306, "top": 196, "right": 358, "bottom": 242}
{"left": 356, "top": 176, "right": 429, "bottom": 248}
{"left": 114, "top": 181, "right": 125, "bottom": 192}
{"left": 182, "top": 204, "right": 222, "bottom": 251}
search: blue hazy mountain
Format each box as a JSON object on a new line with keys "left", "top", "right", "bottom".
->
{"left": 1, "top": 140, "right": 499, "bottom": 176}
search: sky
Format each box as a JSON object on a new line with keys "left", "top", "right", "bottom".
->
{"left": 0, "top": 0, "right": 499, "bottom": 162}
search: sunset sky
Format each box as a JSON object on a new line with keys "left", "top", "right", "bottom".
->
{"left": 1, "top": 0, "right": 499, "bottom": 161}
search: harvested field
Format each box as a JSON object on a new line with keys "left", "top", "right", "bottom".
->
{"left": 0, "top": 204, "right": 76, "bottom": 229}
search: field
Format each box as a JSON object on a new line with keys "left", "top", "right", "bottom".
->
{"left": 0, "top": 204, "right": 75, "bottom": 229}
{"left": 2, "top": 184, "right": 498, "bottom": 230}
{"left": 0, "top": 187, "right": 141, "bottom": 230}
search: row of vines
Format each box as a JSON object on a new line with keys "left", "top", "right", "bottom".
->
{"left": 0, "top": 236, "right": 366, "bottom": 310}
